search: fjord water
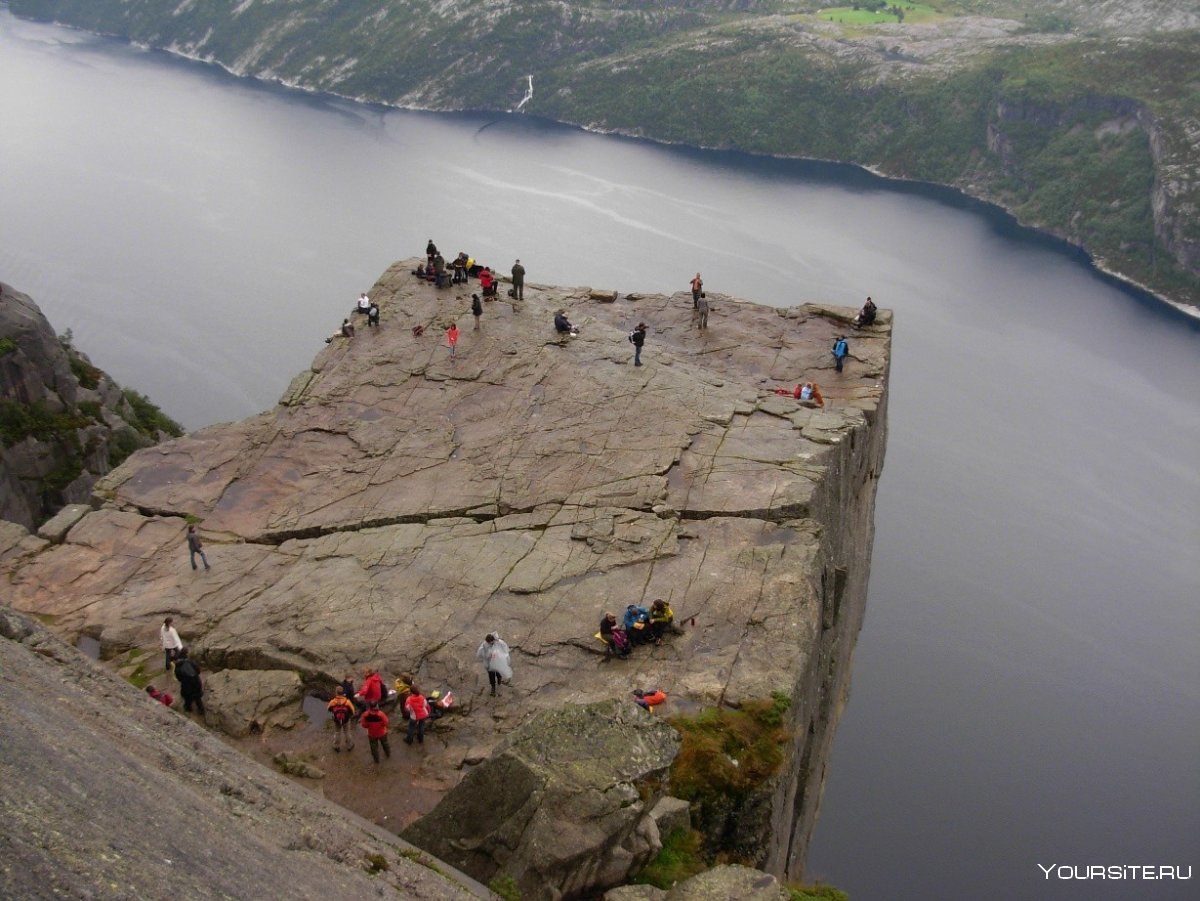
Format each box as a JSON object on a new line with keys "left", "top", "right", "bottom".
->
{"left": 2, "top": 11, "right": 1197, "bottom": 898}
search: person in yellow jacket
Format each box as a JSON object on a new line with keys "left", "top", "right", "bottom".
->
{"left": 649, "top": 599, "right": 674, "bottom": 646}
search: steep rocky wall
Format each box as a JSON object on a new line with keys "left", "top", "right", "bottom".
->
{"left": 0, "top": 282, "right": 181, "bottom": 530}
{"left": 1, "top": 263, "right": 890, "bottom": 887}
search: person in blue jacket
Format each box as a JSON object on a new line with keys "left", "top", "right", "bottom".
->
{"left": 623, "top": 603, "right": 650, "bottom": 644}
{"left": 832, "top": 336, "right": 849, "bottom": 372}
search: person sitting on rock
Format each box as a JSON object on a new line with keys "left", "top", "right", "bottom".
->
{"left": 413, "top": 262, "right": 427, "bottom": 279}
{"left": 356, "top": 293, "right": 371, "bottom": 316}
{"left": 648, "top": 599, "right": 675, "bottom": 646}
{"left": 854, "top": 296, "right": 877, "bottom": 328}
{"left": 554, "top": 311, "right": 576, "bottom": 335}
{"left": 633, "top": 688, "right": 667, "bottom": 711}
{"left": 623, "top": 604, "right": 651, "bottom": 644}
{"left": 145, "top": 685, "right": 174, "bottom": 707}
{"left": 599, "top": 612, "right": 630, "bottom": 658}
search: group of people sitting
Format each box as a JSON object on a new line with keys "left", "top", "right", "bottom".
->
{"left": 598, "top": 600, "right": 676, "bottom": 657}
{"left": 774, "top": 381, "right": 824, "bottom": 407}
{"left": 413, "top": 241, "right": 494, "bottom": 292}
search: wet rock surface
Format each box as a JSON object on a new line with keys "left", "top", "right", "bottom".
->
{"left": 2, "top": 262, "right": 891, "bottom": 886}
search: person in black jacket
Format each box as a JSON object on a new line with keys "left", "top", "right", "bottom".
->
{"left": 630, "top": 322, "right": 647, "bottom": 366}
{"left": 173, "top": 648, "right": 205, "bottom": 714}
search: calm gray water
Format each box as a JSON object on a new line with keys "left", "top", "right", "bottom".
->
{"left": 1, "top": 10, "right": 1197, "bottom": 898}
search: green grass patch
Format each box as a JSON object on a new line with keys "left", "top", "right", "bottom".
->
{"left": 789, "top": 883, "right": 850, "bottom": 901}
{"left": 488, "top": 873, "right": 521, "bottom": 901}
{"left": 120, "top": 389, "right": 184, "bottom": 439}
{"left": 818, "top": 3, "right": 942, "bottom": 26}
{"left": 68, "top": 355, "right": 102, "bottom": 390}
{"left": 0, "top": 400, "right": 89, "bottom": 448}
{"left": 633, "top": 827, "right": 708, "bottom": 888}
{"left": 365, "top": 853, "right": 389, "bottom": 874}
{"left": 0, "top": 336, "right": 18, "bottom": 356}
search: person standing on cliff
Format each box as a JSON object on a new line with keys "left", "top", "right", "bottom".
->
{"left": 360, "top": 703, "right": 391, "bottom": 762}
{"left": 160, "top": 617, "right": 183, "bottom": 673}
{"left": 471, "top": 293, "right": 483, "bottom": 330}
{"left": 447, "top": 322, "right": 460, "bottom": 360}
{"left": 327, "top": 687, "right": 356, "bottom": 753}
{"left": 403, "top": 687, "right": 431, "bottom": 744}
{"left": 186, "top": 525, "right": 209, "bottom": 571}
{"left": 629, "top": 322, "right": 647, "bottom": 367}
{"left": 476, "top": 633, "right": 512, "bottom": 697}
{"left": 690, "top": 273, "right": 703, "bottom": 308}
{"left": 694, "top": 294, "right": 710, "bottom": 331}
{"left": 173, "top": 648, "right": 205, "bottom": 715}
{"left": 832, "top": 336, "right": 849, "bottom": 373}
{"left": 511, "top": 259, "right": 526, "bottom": 301}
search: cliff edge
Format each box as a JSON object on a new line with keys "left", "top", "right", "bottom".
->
{"left": 2, "top": 263, "right": 890, "bottom": 888}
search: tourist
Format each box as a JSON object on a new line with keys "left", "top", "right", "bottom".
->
{"left": 356, "top": 666, "right": 384, "bottom": 710}
{"left": 393, "top": 672, "right": 415, "bottom": 715}
{"left": 479, "top": 267, "right": 496, "bottom": 297}
{"left": 690, "top": 272, "right": 703, "bottom": 308}
{"left": 160, "top": 616, "right": 183, "bottom": 672}
{"left": 327, "top": 687, "right": 356, "bottom": 752}
{"left": 629, "top": 322, "right": 647, "bottom": 366}
{"left": 471, "top": 293, "right": 483, "bottom": 330}
{"left": 633, "top": 688, "right": 667, "bottom": 711}
{"left": 341, "top": 318, "right": 355, "bottom": 338}
{"left": 173, "top": 648, "right": 205, "bottom": 715}
{"left": 623, "top": 603, "right": 650, "bottom": 644}
{"left": 367, "top": 302, "right": 380, "bottom": 328}
{"left": 403, "top": 687, "right": 431, "bottom": 744}
{"left": 694, "top": 294, "right": 710, "bottom": 330}
{"left": 340, "top": 672, "right": 356, "bottom": 705}
{"left": 476, "top": 633, "right": 512, "bottom": 697}
{"left": 360, "top": 702, "right": 391, "bottom": 763}
{"left": 453, "top": 253, "right": 468, "bottom": 284}
{"left": 554, "top": 310, "right": 576, "bottom": 335}
{"left": 648, "top": 599, "right": 675, "bottom": 646}
{"left": 426, "top": 238, "right": 438, "bottom": 260}
{"left": 854, "top": 296, "right": 877, "bottom": 328}
{"left": 185, "top": 525, "right": 209, "bottom": 571}
{"left": 511, "top": 259, "right": 526, "bottom": 301}
{"left": 145, "top": 685, "right": 174, "bottom": 707}
{"left": 832, "top": 336, "right": 849, "bottom": 373}
{"left": 599, "top": 612, "right": 626, "bottom": 658}
{"left": 447, "top": 322, "right": 460, "bottom": 360}
{"left": 356, "top": 293, "right": 371, "bottom": 316}
{"left": 413, "top": 262, "right": 427, "bottom": 279}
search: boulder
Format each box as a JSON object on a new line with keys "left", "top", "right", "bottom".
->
{"left": 203, "top": 668, "right": 305, "bottom": 737}
{"left": 650, "top": 796, "right": 692, "bottom": 838}
{"left": 274, "top": 751, "right": 326, "bottom": 779}
{"left": 403, "top": 699, "right": 681, "bottom": 900}
{"left": 36, "top": 504, "right": 91, "bottom": 543}
{"left": 665, "top": 865, "right": 790, "bottom": 900}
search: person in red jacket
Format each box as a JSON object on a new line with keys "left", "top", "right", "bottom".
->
{"left": 404, "top": 686, "right": 431, "bottom": 745}
{"left": 359, "top": 703, "right": 391, "bottom": 763}
{"left": 356, "top": 667, "right": 383, "bottom": 709}
{"left": 145, "top": 685, "right": 174, "bottom": 707}
{"left": 479, "top": 267, "right": 496, "bottom": 297}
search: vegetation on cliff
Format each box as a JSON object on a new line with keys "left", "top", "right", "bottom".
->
{"left": 10, "top": 0, "right": 1198, "bottom": 306}
{"left": 0, "top": 286, "right": 183, "bottom": 528}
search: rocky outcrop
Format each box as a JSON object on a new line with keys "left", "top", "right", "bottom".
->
{"left": 1, "top": 262, "right": 890, "bottom": 885}
{"left": 0, "top": 282, "right": 182, "bottom": 530}
{"left": 0, "top": 603, "right": 487, "bottom": 899}
{"left": 403, "top": 699, "right": 681, "bottom": 899}
{"left": 606, "top": 865, "right": 792, "bottom": 900}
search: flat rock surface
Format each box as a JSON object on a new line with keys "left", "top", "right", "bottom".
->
{"left": 2, "top": 261, "right": 890, "bottom": 840}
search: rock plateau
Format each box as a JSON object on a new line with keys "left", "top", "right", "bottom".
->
{"left": 2, "top": 262, "right": 890, "bottom": 892}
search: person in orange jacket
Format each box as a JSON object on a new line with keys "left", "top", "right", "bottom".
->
{"left": 404, "top": 686, "right": 432, "bottom": 745}
{"left": 633, "top": 688, "right": 667, "bottom": 710}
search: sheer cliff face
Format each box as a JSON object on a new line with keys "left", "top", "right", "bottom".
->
{"left": 2, "top": 264, "right": 890, "bottom": 882}
{"left": 0, "top": 283, "right": 178, "bottom": 530}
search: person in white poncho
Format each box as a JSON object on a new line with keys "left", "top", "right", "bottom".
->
{"left": 477, "top": 633, "right": 512, "bottom": 696}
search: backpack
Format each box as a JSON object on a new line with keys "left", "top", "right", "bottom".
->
{"left": 330, "top": 699, "right": 352, "bottom": 725}
{"left": 628, "top": 331, "right": 636, "bottom": 343}
{"left": 611, "top": 629, "right": 631, "bottom": 654}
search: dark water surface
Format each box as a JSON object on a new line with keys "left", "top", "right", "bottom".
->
{"left": 1, "top": 11, "right": 1196, "bottom": 898}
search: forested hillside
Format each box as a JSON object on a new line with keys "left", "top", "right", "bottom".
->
{"left": 12, "top": 0, "right": 1198, "bottom": 306}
